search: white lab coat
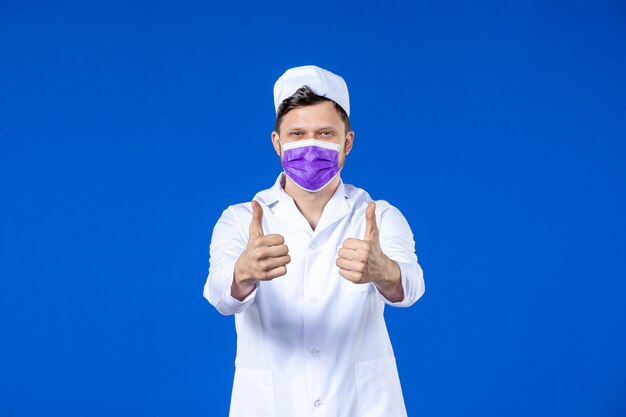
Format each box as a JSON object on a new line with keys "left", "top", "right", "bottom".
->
{"left": 204, "top": 173, "right": 425, "bottom": 417}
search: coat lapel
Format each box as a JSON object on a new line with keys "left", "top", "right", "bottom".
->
{"left": 256, "top": 173, "right": 352, "bottom": 234}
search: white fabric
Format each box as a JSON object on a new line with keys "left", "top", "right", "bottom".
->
{"left": 281, "top": 138, "right": 342, "bottom": 152}
{"left": 204, "top": 173, "right": 425, "bottom": 417}
{"left": 273, "top": 65, "right": 351, "bottom": 116}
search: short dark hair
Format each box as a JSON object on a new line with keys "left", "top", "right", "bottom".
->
{"left": 275, "top": 85, "right": 351, "bottom": 134}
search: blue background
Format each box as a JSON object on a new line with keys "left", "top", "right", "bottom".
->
{"left": 1, "top": 0, "right": 625, "bottom": 416}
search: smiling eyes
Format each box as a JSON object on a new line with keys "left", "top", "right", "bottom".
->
{"left": 289, "top": 130, "right": 335, "bottom": 138}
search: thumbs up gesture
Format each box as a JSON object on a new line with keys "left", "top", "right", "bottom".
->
{"left": 232, "top": 200, "right": 291, "bottom": 300}
{"left": 336, "top": 202, "right": 403, "bottom": 299}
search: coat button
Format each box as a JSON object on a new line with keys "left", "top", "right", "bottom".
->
{"left": 310, "top": 348, "right": 320, "bottom": 357}
{"left": 309, "top": 241, "right": 318, "bottom": 250}
{"left": 313, "top": 399, "right": 323, "bottom": 408}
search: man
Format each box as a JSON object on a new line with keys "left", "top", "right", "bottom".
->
{"left": 204, "top": 65, "right": 425, "bottom": 417}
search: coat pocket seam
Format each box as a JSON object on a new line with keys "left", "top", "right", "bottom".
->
{"left": 354, "top": 358, "right": 407, "bottom": 417}
{"left": 230, "top": 368, "right": 276, "bottom": 417}
{"left": 342, "top": 280, "right": 374, "bottom": 294}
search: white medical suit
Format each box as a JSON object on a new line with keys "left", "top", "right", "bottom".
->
{"left": 204, "top": 173, "right": 425, "bottom": 417}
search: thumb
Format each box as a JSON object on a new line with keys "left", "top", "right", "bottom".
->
{"left": 249, "top": 200, "right": 264, "bottom": 238}
{"left": 364, "top": 202, "right": 378, "bottom": 240}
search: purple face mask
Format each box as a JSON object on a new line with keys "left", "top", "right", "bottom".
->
{"left": 280, "top": 138, "right": 346, "bottom": 192}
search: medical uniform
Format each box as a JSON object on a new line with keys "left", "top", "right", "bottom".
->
{"left": 205, "top": 173, "right": 425, "bottom": 417}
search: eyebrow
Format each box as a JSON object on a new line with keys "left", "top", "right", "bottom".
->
{"left": 286, "top": 126, "right": 339, "bottom": 133}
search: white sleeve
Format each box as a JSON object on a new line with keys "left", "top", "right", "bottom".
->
{"left": 375, "top": 203, "right": 425, "bottom": 307}
{"left": 203, "top": 205, "right": 259, "bottom": 315}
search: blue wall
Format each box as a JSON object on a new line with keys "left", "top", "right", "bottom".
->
{"left": 1, "top": 1, "right": 625, "bottom": 416}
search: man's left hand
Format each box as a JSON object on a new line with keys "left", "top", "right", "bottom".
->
{"left": 336, "top": 202, "right": 404, "bottom": 302}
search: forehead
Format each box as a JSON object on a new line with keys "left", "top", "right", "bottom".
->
{"left": 279, "top": 101, "right": 344, "bottom": 130}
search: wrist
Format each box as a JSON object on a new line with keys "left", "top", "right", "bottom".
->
{"left": 232, "top": 260, "right": 258, "bottom": 301}
{"left": 374, "top": 258, "right": 403, "bottom": 301}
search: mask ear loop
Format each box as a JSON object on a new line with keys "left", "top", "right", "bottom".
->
{"left": 277, "top": 136, "right": 284, "bottom": 156}
{"left": 339, "top": 135, "right": 348, "bottom": 153}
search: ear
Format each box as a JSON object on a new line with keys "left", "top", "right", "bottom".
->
{"left": 344, "top": 131, "right": 355, "bottom": 155}
{"left": 271, "top": 131, "right": 281, "bottom": 157}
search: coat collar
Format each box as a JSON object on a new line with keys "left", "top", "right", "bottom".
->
{"left": 254, "top": 172, "right": 351, "bottom": 234}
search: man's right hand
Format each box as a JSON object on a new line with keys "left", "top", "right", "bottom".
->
{"left": 232, "top": 200, "right": 290, "bottom": 300}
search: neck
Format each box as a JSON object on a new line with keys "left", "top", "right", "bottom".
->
{"left": 283, "top": 175, "right": 340, "bottom": 231}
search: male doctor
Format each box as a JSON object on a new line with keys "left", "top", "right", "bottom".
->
{"left": 204, "top": 65, "right": 425, "bottom": 417}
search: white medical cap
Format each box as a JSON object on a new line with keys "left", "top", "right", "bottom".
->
{"left": 273, "top": 65, "right": 350, "bottom": 116}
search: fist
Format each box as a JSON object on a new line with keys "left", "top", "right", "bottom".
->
{"left": 336, "top": 202, "right": 401, "bottom": 298}
{"left": 232, "top": 200, "right": 290, "bottom": 300}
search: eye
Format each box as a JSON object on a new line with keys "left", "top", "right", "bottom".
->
{"left": 289, "top": 131, "right": 303, "bottom": 136}
{"left": 320, "top": 130, "right": 334, "bottom": 136}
